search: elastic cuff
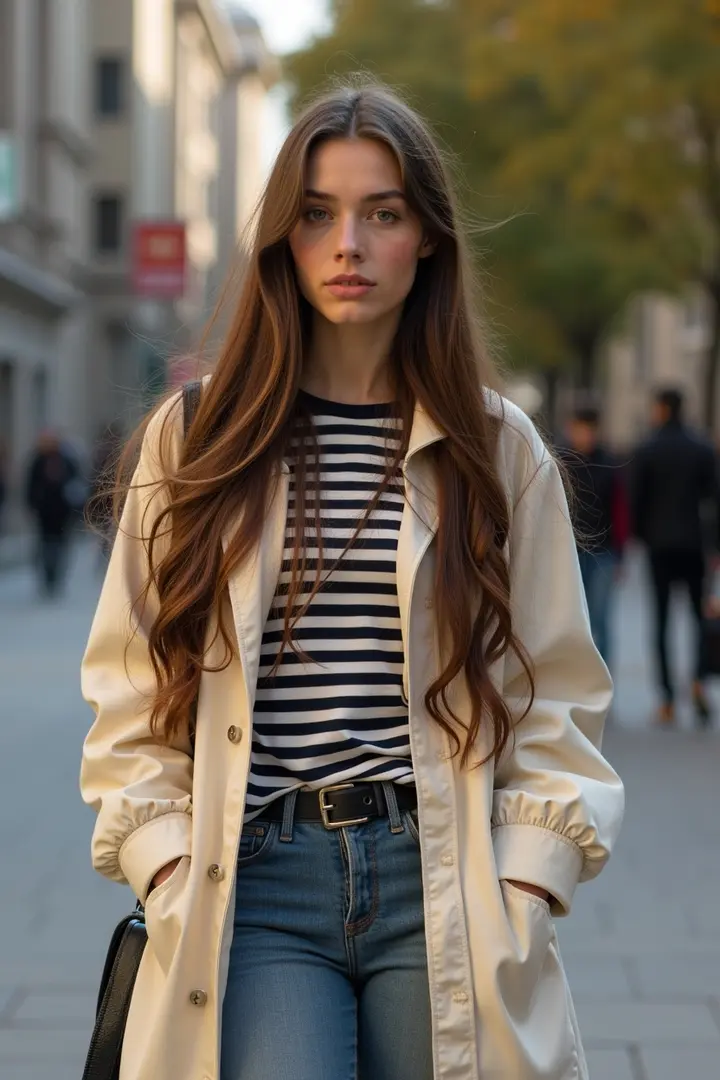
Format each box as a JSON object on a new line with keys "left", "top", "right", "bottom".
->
{"left": 119, "top": 812, "right": 193, "bottom": 903}
{"left": 492, "top": 822, "right": 583, "bottom": 916}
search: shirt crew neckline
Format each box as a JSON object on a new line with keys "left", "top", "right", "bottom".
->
{"left": 298, "top": 389, "right": 398, "bottom": 420}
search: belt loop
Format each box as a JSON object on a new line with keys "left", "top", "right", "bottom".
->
{"left": 279, "top": 789, "right": 298, "bottom": 843}
{"left": 382, "top": 780, "right": 405, "bottom": 834}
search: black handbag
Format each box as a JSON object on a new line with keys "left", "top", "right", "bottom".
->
{"left": 81, "top": 380, "right": 202, "bottom": 1080}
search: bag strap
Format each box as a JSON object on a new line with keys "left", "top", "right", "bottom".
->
{"left": 82, "top": 912, "right": 147, "bottom": 1080}
{"left": 182, "top": 379, "right": 202, "bottom": 438}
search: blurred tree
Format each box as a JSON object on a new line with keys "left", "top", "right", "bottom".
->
{"left": 466, "top": 0, "right": 720, "bottom": 424}
{"left": 286, "top": 0, "right": 682, "bottom": 398}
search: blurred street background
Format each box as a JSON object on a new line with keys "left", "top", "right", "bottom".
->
{"left": 1, "top": 2, "right": 720, "bottom": 1079}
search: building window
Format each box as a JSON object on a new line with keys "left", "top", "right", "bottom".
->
{"left": 93, "top": 193, "right": 124, "bottom": 253}
{"left": 95, "top": 57, "right": 124, "bottom": 118}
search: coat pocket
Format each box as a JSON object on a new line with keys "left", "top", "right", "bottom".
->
{"left": 144, "top": 855, "right": 191, "bottom": 975}
{"left": 498, "top": 880, "right": 577, "bottom": 1075}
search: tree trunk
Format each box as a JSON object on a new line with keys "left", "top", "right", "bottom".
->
{"left": 577, "top": 350, "right": 595, "bottom": 392}
{"left": 542, "top": 366, "right": 561, "bottom": 439}
{"left": 702, "top": 281, "right": 720, "bottom": 434}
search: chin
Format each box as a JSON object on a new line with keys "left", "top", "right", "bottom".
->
{"left": 321, "top": 305, "right": 386, "bottom": 325}
{"left": 332, "top": 313, "right": 381, "bottom": 325}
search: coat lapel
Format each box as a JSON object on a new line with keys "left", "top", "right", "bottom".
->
{"left": 397, "top": 403, "right": 445, "bottom": 697}
{"left": 222, "top": 464, "right": 290, "bottom": 714}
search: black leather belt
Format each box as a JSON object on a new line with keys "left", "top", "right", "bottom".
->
{"left": 265, "top": 781, "right": 418, "bottom": 830}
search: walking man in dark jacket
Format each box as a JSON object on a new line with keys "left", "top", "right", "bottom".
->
{"left": 559, "top": 406, "right": 629, "bottom": 668}
{"left": 632, "top": 387, "right": 718, "bottom": 727}
{"left": 25, "top": 431, "right": 81, "bottom": 597}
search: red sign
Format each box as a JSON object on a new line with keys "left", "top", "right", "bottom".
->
{"left": 132, "top": 221, "right": 186, "bottom": 298}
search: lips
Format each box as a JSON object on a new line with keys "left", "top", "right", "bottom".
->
{"left": 326, "top": 274, "right": 375, "bottom": 286}
{"left": 325, "top": 274, "right": 376, "bottom": 301}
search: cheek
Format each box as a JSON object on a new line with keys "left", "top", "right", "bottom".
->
{"left": 289, "top": 231, "right": 320, "bottom": 287}
{"left": 381, "top": 235, "right": 422, "bottom": 279}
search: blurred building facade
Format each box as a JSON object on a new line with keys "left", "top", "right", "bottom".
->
{"left": 0, "top": 0, "right": 276, "bottom": 557}
{"left": 0, "top": 0, "right": 92, "bottom": 544}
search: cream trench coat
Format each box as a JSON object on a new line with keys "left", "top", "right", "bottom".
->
{"left": 80, "top": 383, "right": 624, "bottom": 1080}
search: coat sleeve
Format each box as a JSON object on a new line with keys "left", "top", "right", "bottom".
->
{"left": 79, "top": 393, "right": 194, "bottom": 904}
{"left": 492, "top": 414, "right": 625, "bottom": 916}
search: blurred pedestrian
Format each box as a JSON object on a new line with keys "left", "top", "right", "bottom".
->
{"left": 0, "top": 438, "right": 7, "bottom": 534}
{"left": 632, "top": 387, "right": 718, "bottom": 727}
{"left": 558, "top": 405, "right": 629, "bottom": 668}
{"left": 25, "top": 430, "right": 80, "bottom": 597}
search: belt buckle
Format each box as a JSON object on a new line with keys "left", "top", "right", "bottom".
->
{"left": 318, "top": 783, "right": 371, "bottom": 830}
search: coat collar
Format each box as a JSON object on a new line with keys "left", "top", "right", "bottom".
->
{"left": 405, "top": 399, "right": 446, "bottom": 468}
{"left": 277, "top": 398, "right": 447, "bottom": 475}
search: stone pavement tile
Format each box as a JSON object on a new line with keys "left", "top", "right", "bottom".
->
{"left": 0, "top": 987, "right": 16, "bottom": 1015}
{"left": 632, "top": 954, "right": 720, "bottom": 997}
{"left": 0, "top": 964, "right": 97, "bottom": 986}
{"left": 575, "top": 1000, "right": 720, "bottom": 1042}
{"left": 14, "top": 990, "right": 96, "bottom": 1025}
{"left": 559, "top": 934, "right": 720, "bottom": 958}
{"left": 687, "top": 901, "right": 720, "bottom": 939}
{"left": 640, "top": 1044, "right": 720, "bottom": 1080}
{"left": 2, "top": 1066, "right": 79, "bottom": 1080}
{"left": 565, "top": 903, "right": 694, "bottom": 943}
{"left": 561, "top": 954, "right": 633, "bottom": 998}
{"left": 0, "top": 1027, "right": 88, "bottom": 1059}
{"left": 584, "top": 1047, "right": 635, "bottom": 1080}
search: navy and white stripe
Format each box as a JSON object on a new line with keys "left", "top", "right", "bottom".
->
{"left": 244, "top": 391, "right": 414, "bottom": 820}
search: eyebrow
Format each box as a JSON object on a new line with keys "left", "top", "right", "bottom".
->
{"left": 304, "top": 188, "right": 406, "bottom": 203}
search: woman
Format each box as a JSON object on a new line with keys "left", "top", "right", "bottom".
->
{"left": 80, "top": 82, "right": 624, "bottom": 1080}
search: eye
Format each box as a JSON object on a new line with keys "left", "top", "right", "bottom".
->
{"left": 371, "top": 209, "right": 400, "bottom": 224}
{"left": 304, "top": 207, "right": 330, "bottom": 223}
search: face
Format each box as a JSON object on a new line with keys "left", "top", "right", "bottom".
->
{"left": 651, "top": 400, "right": 668, "bottom": 428}
{"left": 38, "top": 430, "right": 60, "bottom": 454}
{"left": 568, "top": 420, "right": 597, "bottom": 454}
{"left": 289, "top": 137, "right": 434, "bottom": 328}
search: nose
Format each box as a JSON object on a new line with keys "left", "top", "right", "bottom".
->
{"left": 334, "top": 213, "right": 364, "bottom": 263}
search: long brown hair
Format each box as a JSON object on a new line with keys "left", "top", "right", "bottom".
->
{"left": 116, "top": 78, "right": 534, "bottom": 767}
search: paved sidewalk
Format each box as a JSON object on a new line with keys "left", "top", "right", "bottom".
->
{"left": 0, "top": 542, "right": 718, "bottom": 1079}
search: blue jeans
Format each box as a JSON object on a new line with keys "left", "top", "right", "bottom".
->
{"left": 220, "top": 784, "right": 433, "bottom": 1080}
{"left": 577, "top": 549, "right": 616, "bottom": 666}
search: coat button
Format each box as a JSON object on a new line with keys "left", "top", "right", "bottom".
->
{"left": 227, "top": 725, "right": 242, "bottom": 743}
{"left": 424, "top": 597, "right": 434, "bottom": 609}
{"left": 441, "top": 853, "right": 454, "bottom": 866}
{"left": 452, "top": 990, "right": 469, "bottom": 1004}
{"left": 189, "top": 989, "right": 208, "bottom": 1007}
{"left": 207, "top": 863, "right": 225, "bottom": 882}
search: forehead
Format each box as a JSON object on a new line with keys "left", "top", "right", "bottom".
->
{"left": 304, "top": 137, "right": 403, "bottom": 196}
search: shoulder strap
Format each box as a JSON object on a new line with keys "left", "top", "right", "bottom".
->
{"left": 182, "top": 380, "right": 202, "bottom": 439}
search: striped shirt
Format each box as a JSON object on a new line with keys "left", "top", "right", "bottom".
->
{"left": 244, "top": 391, "right": 414, "bottom": 820}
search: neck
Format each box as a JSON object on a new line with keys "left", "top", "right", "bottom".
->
{"left": 301, "top": 310, "right": 400, "bottom": 404}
